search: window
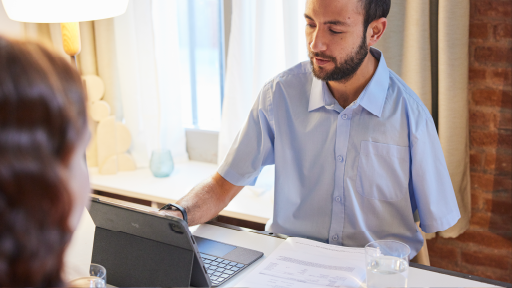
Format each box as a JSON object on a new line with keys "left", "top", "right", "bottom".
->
{"left": 177, "top": 0, "right": 225, "bottom": 131}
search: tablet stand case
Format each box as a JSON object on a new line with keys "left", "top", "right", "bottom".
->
{"left": 89, "top": 199, "right": 210, "bottom": 287}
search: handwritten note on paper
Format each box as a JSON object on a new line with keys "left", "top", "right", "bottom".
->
{"left": 235, "top": 237, "right": 366, "bottom": 288}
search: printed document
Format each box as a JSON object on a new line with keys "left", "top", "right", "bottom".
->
{"left": 236, "top": 237, "right": 366, "bottom": 288}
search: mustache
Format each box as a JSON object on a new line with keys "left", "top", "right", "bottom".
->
{"left": 308, "top": 51, "right": 337, "bottom": 63}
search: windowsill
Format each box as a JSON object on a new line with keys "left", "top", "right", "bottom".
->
{"left": 88, "top": 160, "right": 274, "bottom": 224}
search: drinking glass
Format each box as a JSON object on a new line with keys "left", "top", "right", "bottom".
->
{"left": 69, "top": 277, "right": 105, "bottom": 288}
{"left": 150, "top": 149, "right": 174, "bottom": 178}
{"left": 69, "top": 263, "right": 106, "bottom": 288}
{"left": 90, "top": 263, "right": 107, "bottom": 283}
{"left": 365, "top": 240, "right": 410, "bottom": 288}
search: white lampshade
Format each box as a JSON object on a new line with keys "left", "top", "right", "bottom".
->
{"left": 1, "top": 0, "right": 129, "bottom": 23}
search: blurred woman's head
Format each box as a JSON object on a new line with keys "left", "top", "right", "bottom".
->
{"left": 0, "top": 36, "right": 90, "bottom": 287}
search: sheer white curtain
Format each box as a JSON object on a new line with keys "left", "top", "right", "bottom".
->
{"left": 0, "top": 0, "right": 189, "bottom": 168}
{"left": 94, "top": 0, "right": 188, "bottom": 167}
{"left": 218, "top": 0, "right": 308, "bottom": 164}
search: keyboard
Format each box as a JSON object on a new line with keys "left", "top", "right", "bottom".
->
{"left": 200, "top": 253, "right": 247, "bottom": 286}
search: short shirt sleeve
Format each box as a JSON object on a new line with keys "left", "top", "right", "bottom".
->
{"left": 217, "top": 83, "right": 275, "bottom": 186}
{"left": 410, "top": 115, "right": 461, "bottom": 233}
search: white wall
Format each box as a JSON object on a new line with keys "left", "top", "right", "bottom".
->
{"left": 0, "top": 3, "right": 24, "bottom": 38}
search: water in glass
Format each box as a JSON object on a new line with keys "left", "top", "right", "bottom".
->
{"left": 366, "top": 255, "right": 408, "bottom": 288}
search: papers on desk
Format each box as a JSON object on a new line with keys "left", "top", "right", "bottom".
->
{"left": 236, "top": 237, "right": 366, "bottom": 288}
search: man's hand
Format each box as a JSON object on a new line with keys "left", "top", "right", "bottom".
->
{"left": 154, "top": 209, "right": 184, "bottom": 220}
{"left": 174, "top": 172, "right": 243, "bottom": 226}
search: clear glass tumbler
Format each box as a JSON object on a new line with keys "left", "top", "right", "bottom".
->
{"left": 68, "top": 277, "right": 105, "bottom": 288}
{"left": 90, "top": 263, "right": 107, "bottom": 283}
{"left": 150, "top": 149, "right": 174, "bottom": 178}
{"left": 365, "top": 240, "right": 410, "bottom": 288}
{"left": 69, "top": 263, "right": 106, "bottom": 288}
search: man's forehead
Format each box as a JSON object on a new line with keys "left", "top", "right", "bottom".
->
{"left": 305, "top": 0, "right": 363, "bottom": 24}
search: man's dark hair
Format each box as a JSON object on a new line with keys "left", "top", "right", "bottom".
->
{"left": 360, "top": 0, "right": 391, "bottom": 31}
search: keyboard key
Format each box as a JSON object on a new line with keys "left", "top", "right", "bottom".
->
{"left": 216, "top": 267, "right": 225, "bottom": 272}
{"left": 203, "top": 260, "right": 212, "bottom": 264}
{"left": 207, "top": 269, "right": 215, "bottom": 274}
{"left": 230, "top": 267, "right": 240, "bottom": 271}
{"left": 201, "top": 254, "right": 217, "bottom": 261}
{"left": 218, "top": 264, "right": 226, "bottom": 268}
{"left": 222, "top": 260, "right": 231, "bottom": 264}
{"left": 218, "top": 278, "right": 225, "bottom": 282}
{"left": 235, "top": 263, "right": 244, "bottom": 268}
{"left": 205, "top": 264, "right": 210, "bottom": 268}
{"left": 225, "top": 265, "right": 233, "bottom": 270}
{"left": 213, "top": 271, "right": 221, "bottom": 276}
{"left": 229, "top": 261, "right": 238, "bottom": 266}
{"left": 225, "top": 270, "right": 234, "bottom": 275}
{"left": 221, "top": 273, "right": 229, "bottom": 278}
{"left": 211, "top": 276, "right": 218, "bottom": 281}
{"left": 211, "top": 261, "right": 220, "bottom": 266}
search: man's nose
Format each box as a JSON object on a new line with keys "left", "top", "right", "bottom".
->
{"left": 310, "top": 29, "right": 327, "bottom": 53}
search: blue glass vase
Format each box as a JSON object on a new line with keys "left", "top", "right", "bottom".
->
{"left": 150, "top": 149, "right": 174, "bottom": 178}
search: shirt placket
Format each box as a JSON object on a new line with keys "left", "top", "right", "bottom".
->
{"left": 328, "top": 106, "right": 353, "bottom": 245}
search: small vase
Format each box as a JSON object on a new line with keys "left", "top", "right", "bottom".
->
{"left": 150, "top": 149, "right": 174, "bottom": 178}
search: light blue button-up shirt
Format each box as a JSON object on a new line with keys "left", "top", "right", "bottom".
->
{"left": 218, "top": 48, "right": 461, "bottom": 257}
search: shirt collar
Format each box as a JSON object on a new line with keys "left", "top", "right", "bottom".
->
{"left": 308, "top": 47, "right": 389, "bottom": 117}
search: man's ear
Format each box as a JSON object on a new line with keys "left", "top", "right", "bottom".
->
{"left": 367, "top": 18, "right": 387, "bottom": 47}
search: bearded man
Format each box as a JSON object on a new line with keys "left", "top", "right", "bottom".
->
{"left": 161, "top": 0, "right": 460, "bottom": 258}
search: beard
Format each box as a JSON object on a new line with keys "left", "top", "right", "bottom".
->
{"left": 309, "top": 34, "right": 369, "bottom": 83}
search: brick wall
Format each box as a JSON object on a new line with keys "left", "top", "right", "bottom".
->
{"left": 426, "top": 0, "right": 512, "bottom": 283}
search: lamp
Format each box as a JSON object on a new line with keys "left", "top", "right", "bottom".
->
{"left": 1, "top": 0, "right": 128, "bottom": 62}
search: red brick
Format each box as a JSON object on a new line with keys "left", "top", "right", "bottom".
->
{"left": 493, "top": 175, "right": 512, "bottom": 191}
{"left": 497, "top": 113, "right": 512, "bottom": 130}
{"left": 498, "top": 132, "right": 512, "bottom": 149}
{"left": 469, "top": 109, "right": 493, "bottom": 128}
{"left": 484, "top": 153, "right": 512, "bottom": 173}
{"left": 461, "top": 250, "right": 511, "bottom": 270}
{"left": 474, "top": 46, "right": 512, "bottom": 64}
{"left": 470, "top": 130, "right": 499, "bottom": 148}
{"left": 429, "top": 257, "right": 461, "bottom": 272}
{"left": 470, "top": 22, "right": 489, "bottom": 39}
{"left": 472, "top": 89, "right": 512, "bottom": 109}
{"left": 484, "top": 197, "right": 512, "bottom": 215}
{"left": 469, "top": 67, "right": 487, "bottom": 82}
{"left": 490, "top": 68, "right": 512, "bottom": 86}
{"left": 475, "top": 0, "right": 512, "bottom": 18}
{"left": 456, "top": 230, "right": 512, "bottom": 250}
{"left": 495, "top": 23, "right": 512, "bottom": 40}
{"left": 470, "top": 212, "right": 491, "bottom": 229}
{"left": 471, "top": 172, "right": 495, "bottom": 191}
{"left": 470, "top": 150, "right": 483, "bottom": 168}
{"left": 471, "top": 192, "right": 485, "bottom": 210}
{"left": 489, "top": 214, "right": 512, "bottom": 231}
{"left": 428, "top": 243, "right": 459, "bottom": 260}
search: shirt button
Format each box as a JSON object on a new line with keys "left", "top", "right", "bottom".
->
{"left": 335, "top": 196, "right": 341, "bottom": 202}
{"left": 337, "top": 155, "right": 343, "bottom": 162}
{"left": 341, "top": 114, "right": 348, "bottom": 120}
{"left": 332, "top": 235, "right": 338, "bottom": 241}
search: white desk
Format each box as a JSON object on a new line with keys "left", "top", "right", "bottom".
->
{"left": 89, "top": 161, "right": 275, "bottom": 224}
{"left": 191, "top": 224, "right": 505, "bottom": 288}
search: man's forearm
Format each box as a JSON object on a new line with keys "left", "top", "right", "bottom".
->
{"left": 175, "top": 173, "right": 243, "bottom": 226}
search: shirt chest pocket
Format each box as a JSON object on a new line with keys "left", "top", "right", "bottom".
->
{"left": 356, "top": 141, "right": 410, "bottom": 201}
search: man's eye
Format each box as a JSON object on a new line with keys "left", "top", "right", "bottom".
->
{"left": 330, "top": 30, "right": 343, "bottom": 34}
{"left": 306, "top": 24, "right": 316, "bottom": 28}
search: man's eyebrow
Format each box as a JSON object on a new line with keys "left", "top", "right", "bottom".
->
{"left": 304, "top": 13, "right": 350, "bottom": 26}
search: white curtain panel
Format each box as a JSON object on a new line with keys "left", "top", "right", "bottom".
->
{"left": 218, "top": 0, "right": 308, "bottom": 164}
{"left": 99, "top": 0, "right": 188, "bottom": 167}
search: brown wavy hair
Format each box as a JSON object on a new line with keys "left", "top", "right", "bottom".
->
{"left": 0, "top": 36, "right": 87, "bottom": 287}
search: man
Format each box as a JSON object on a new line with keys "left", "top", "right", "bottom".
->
{"left": 163, "top": 0, "right": 460, "bottom": 257}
